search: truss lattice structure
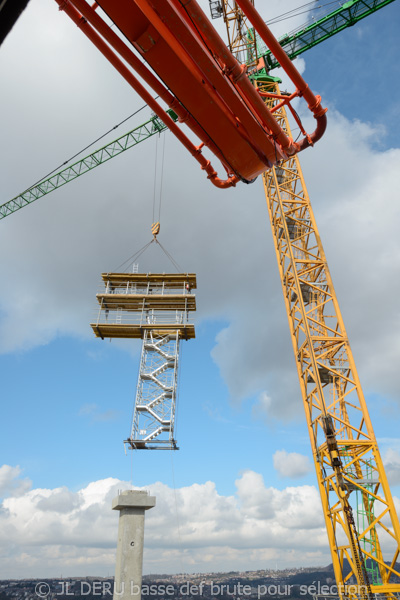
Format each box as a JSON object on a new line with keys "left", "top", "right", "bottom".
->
{"left": 91, "top": 272, "right": 196, "bottom": 450}
{"left": 129, "top": 330, "right": 179, "bottom": 450}
{"left": 211, "top": 0, "right": 258, "bottom": 66}
{"left": 260, "top": 80, "right": 400, "bottom": 599}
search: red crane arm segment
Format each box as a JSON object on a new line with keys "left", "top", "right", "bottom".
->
{"left": 56, "top": 0, "right": 239, "bottom": 188}
{"left": 234, "top": 0, "right": 328, "bottom": 148}
{"left": 56, "top": 0, "right": 327, "bottom": 186}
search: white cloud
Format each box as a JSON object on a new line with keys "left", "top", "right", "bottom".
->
{"left": 273, "top": 450, "right": 312, "bottom": 479}
{"left": 383, "top": 449, "right": 400, "bottom": 486}
{"left": 0, "top": 465, "right": 330, "bottom": 578}
{"left": 79, "top": 403, "right": 120, "bottom": 422}
{"left": 0, "top": 465, "right": 31, "bottom": 499}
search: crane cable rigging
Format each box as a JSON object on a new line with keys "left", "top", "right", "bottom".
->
{"left": 20, "top": 100, "right": 155, "bottom": 197}
{"left": 152, "top": 131, "right": 166, "bottom": 227}
{"left": 113, "top": 131, "right": 182, "bottom": 274}
{"left": 265, "top": 1, "right": 346, "bottom": 27}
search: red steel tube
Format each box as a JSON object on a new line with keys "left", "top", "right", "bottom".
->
{"left": 69, "top": 0, "right": 266, "bottom": 177}
{"left": 68, "top": 0, "right": 233, "bottom": 169}
{"left": 56, "top": 0, "right": 238, "bottom": 188}
{"left": 234, "top": 0, "right": 326, "bottom": 115}
{"left": 175, "top": 0, "right": 297, "bottom": 154}
{"left": 68, "top": 0, "right": 182, "bottom": 115}
{"left": 132, "top": 0, "right": 276, "bottom": 166}
{"left": 234, "top": 0, "right": 327, "bottom": 147}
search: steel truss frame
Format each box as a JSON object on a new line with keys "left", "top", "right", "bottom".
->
{"left": 127, "top": 330, "right": 180, "bottom": 450}
{"left": 0, "top": 112, "right": 177, "bottom": 221}
{"left": 261, "top": 80, "right": 400, "bottom": 599}
{"left": 217, "top": 0, "right": 258, "bottom": 66}
{"left": 259, "top": 0, "right": 396, "bottom": 71}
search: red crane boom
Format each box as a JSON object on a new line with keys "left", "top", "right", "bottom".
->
{"left": 57, "top": 0, "right": 327, "bottom": 187}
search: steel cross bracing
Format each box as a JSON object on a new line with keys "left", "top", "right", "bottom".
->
{"left": 261, "top": 79, "right": 400, "bottom": 598}
{"left": 91, "top": 271, "right": 196, "bottom": 449}
{"left": 258, "top": 0, "right": 397, "bottom": 71}
{"left": 209, "top": 0, "right": 258, "bottom": 66}
{"left": 128, "top": 330, "right": 180, "bottom": 450}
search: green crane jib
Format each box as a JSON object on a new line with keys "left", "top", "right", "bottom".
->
{"left": 260, "top": 0, "right": 396, "bottom": 71}
{"left": 0, "top": 111, "right": 177, "bottom": 220}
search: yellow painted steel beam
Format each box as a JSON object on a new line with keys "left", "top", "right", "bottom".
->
{"left": 261, "top": 80, "right": 400, "bottom": 596}
{"left": 101, "top": 272, "right": 197, "bottom": 288}
{"left": 95, "top": 293, "right": 196, "bottom": 311}
{"left": 220, "top": 0, "right": 258, "bottom": 66}
{"left": 90, "top": 323, "right": 195, "bottom": 340}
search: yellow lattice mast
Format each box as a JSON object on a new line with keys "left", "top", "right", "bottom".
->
{"left": 261, "top": 82, "right": 400, "bottom": 599}
{"left": 216, "top": 2, "right": 400, "bottom": 598}
{"left": 209, "top": 0, "right": 258, "bottom": 66}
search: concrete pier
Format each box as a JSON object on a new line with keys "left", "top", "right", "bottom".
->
{"left": 112, "top": 490, "right": 156, "bottom": 600}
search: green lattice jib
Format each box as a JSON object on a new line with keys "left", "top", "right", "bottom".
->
{"left": 256, "top": 0, "right": 396, "bottom": 71}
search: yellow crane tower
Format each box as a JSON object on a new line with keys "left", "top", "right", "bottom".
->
{"left": 216, "top": 2, "right": 400, "bottom": 598}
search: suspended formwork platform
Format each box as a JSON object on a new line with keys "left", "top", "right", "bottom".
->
{"left": 91, "top": 272, "right": 196, "bottom": 340}
{"left": 91, "top": 272, "right": 196, "bottom": 450}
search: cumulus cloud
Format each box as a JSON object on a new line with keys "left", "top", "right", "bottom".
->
{"left": 79, "top": 403, "right": 120, "bottom": 422}
{"left": 273, "top": 451, "right": 312, "bottom": 479}
{"left": 0, "top": 465, "right": 329, "bottom": 578}
{"left": 0, "top": 465, "right": 31, "bottom": 499}
{"left": 383, "top": 449, "right": 400, "bottom": 486}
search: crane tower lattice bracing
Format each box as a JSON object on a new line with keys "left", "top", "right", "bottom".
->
{"left": 209, "top": 0, "right": 258, "bottom": 66}
{"left": 91, "top": 272, "right": 196, "bottom": 450}
{"left": 260, "top": 78, "right": 400, "bottom": 599}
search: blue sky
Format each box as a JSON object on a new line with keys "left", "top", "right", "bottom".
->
{"left": 1, "top": 0, "right": 400, "bottom": 579}
{"left": 304, "top": 3, "right": 400, "bottom": 148}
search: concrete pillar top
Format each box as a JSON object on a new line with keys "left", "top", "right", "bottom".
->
{"left": 112, "top": 489, "right": 156, "bottom": 511}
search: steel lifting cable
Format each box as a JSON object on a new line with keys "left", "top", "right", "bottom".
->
{"left": 266, "top": 1, "right": 343, "bottom": 27}
{"left": 158, "top": 133, "right": 166, "bottom": 224}
{"left": 112, "top": 239, "right": 155, "bottom": 272}
{"left": 152, "top": 133, "right": 159, "bottom": 225}
{"left": 24, "top": 101, "right": 155, "bottom": 195}
{"left": 152, "top": 129, "right": 167, "bottom": 226}
{"left": 155, "top": 239, "right": 183, "bottom": 272}
{"left": 112, "top": 235, "right": 183, "bottom": 274}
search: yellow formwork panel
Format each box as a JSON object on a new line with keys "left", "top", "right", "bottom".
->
{"left": 96, "top": 293, "right": 196, "bottom": 311}
{"left": 90, "top": 323, "right": 195, "bottom": 340}
{"left": 101, "top": 272, "right": 197, "bottom": 289}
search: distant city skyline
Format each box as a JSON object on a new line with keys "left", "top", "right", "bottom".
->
{"left": 1, "top": 0, "right": 400, "bottom": 580}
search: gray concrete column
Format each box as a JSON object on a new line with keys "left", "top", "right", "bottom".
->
{"left": 112, "top": 490, "right": 156, "bottom": 600}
